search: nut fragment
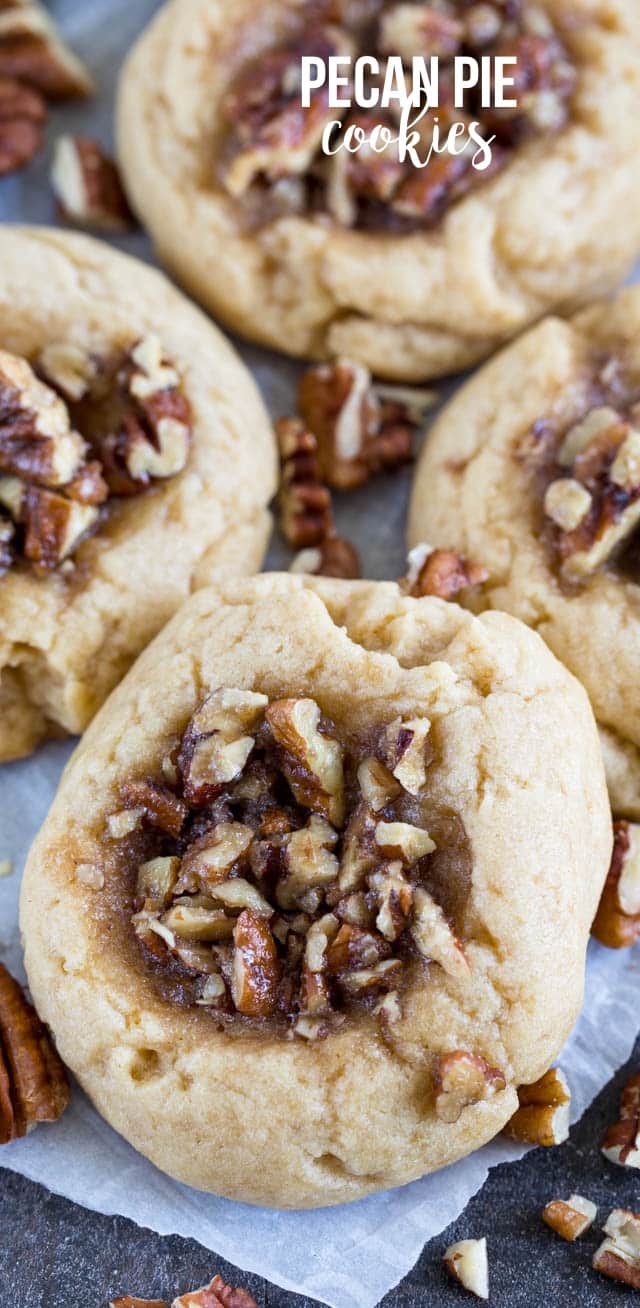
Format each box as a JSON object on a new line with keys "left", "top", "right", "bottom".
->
{"left": 277, "top": 815, "right": 339, "bottom": 910}
{"left": 405, "top": 545, "right": 489, "bottom": 600}
{"left": 378, "top": 717, "right": 431, "bottom": 795}
{"left": 371, "top": 862, "right": 413, "bottom": 941}
{"left": 136, "top": 856, "right": 180, "bottom": 910}
{"left": 179, "top": 689, "right": 267, "bottom": 807}
{"left": 592, "top": 820, "right": 640, "bottom": 949}
{"left": 542, "top": 1194, "right": 597, "bottom": 1240}
{"left": 0, "top": 1, "right": 93, "bottom": 99}
{"left": 375, "top": 820, "right": 435, "bottom": 863}
{"left": 120, "top": 779, "right": 186, "bottom": 839}
{"left": 0, "top": 960, "right": 70, "bottom": 1145}
{"left": 601, "top": 1071, "right": 640, "bottom": 1169}
{"left": 51, "top": 135, "right": 134, "bottom": 232}
{"left": 173, "top": 1274, "right": 259, "bottom": 1308}
{"left": 0, "top": 73, "right": 44, "bottom": 174}
{"left": 289, "top": 536, "right": 361, "bottom": 579}
{"left": 277, "top": 416, "right": 333, "bottom": 548}
{"left": 434, "top": 1051, "right": 506, "bottom": 1124}
{"left": 443, "top": 1238, "right": 489, "bottom": 1300}
{"left": 503, "top": 1066, "right": 570, "bottom": 1145}
{"left": 543, "top": 478, "right": 592, "bottom": 531}
{"left": 75, "top": 862, "right": 104, "bottom": 890}
{"left": 411, "top": 887, "right": 469, "bottom": 978}
{"left": 298, "top": 359, "right": 414, "bottom": 491}
{"left": 593, "top": 1209, "right": 640, "bottom": 1291}
{"left": 357, "top": 757, "right": 400, "bottom": 811}
{"left": 0, "top": 348, "right": 86, "bottom": 486}
{"left": 231, "top": 909, "right": 281, "bottom": 1017}
{"left": 111, "top": 1299, "right": 167, "bottom": 1308}
{"left": 266, "top": 697, "right": 344, "bottom": 826}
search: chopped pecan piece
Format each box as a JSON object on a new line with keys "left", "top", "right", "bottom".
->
{"left": 111, "top": 1299, "right": 167, "bottom": 1308}
{"left": 601, "top": 1071, "right": 640, "bottom": 1169}
{"left": 120, "top": 779, "right": 186, "bottom": 839}
{"left": 325, "top": 922, "right": 390, "bottom": 976}
{"left": 370, "top": 862, "right": 413, "bottom": 941}
{"left": 51, "top": 135, "right": 134, "bottom": 232}
{"left": 434, "top": 1051, "right": 506, "bottom": 1124}
{"left": 277, "top": 416, "right": 334, "bottom": 549}
{"left": 22, "top": 485, "right": 99, "bottom": 571}
{"left": 338, "top": 801, "right": 378, "bottom": 892}
{"left": 179, "top": 689, "right": 267, "bottom": 807}
{"left": 443, "top": 1237, "right": 489, "bottom": 1300}
{"left": 0, "top": 72, "right": 43, "bottom": 174}
{"left": 542, "top": 1194, "right": 597, "bottom": 1241}
{"left": 0, "top": 960, "right": 69, "bottom": 1144}
{"left": 265, "top": 697, "right": 344, "bottom": 826}
{"left": 0, "top": 349, "right": 86, "bottom": 486}
{"left": 378, "top": 716, "right": 431, "bottom": 796}
{"left": 357, "top": 757, "right": 401, "bottom": 811}
{"left": 162, "top": 899, "right": 234, "bottom": 942}
{"left": 543, "top": 478, "right": 592, "bottom": 532}
{"left": 504, "top": 1066, "right": 570, "bottom": 1145}
{"left": 406, "top": 545, "right": 489, "bottom": 600}
{"left": 411, "top": 887, "right": 469, "bottom": 978}
{"left": 173, "top": 1273, "right": 259, "bottom": 1307}
{"left": 593, "top": 1209, "right": 640, "bottom": 1291}
{"left": 374, "top": 819, "right": 435, "bottom": 863}
{"left": 136, "top": 856, "right": 180, "bottom": 910}
{"left": 0, "top": 1, "right": 92, "bottom": 99}
{"left": 38, "top": 341, "right": 96, "bottom": 403}
{"left": 276, "top": 814, "right": 339, "bottom": 911}
{"left": 177, "top": 822, "right": 254, "bottom": 893}
{"left": 231, "top": 909, "right": 281, "bottom": 1017}
{"left": 298, "top": 359, "right": 414, "bottom": 491}
{"left": 195, "top": 973, "right": 227, "bottom": 1004}
{"left": 592, "top": 820, "right": 640, "bottom": 949}
{"left": 289, "top": 535, "right": 361, "bottom": 579}
{"left": 340, "top": 957, "right": 401, "bottom": 993}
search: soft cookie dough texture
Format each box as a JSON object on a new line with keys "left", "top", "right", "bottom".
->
{"left": 22, "top": 575, "right": 610, "bottom": 1207}
{"left": 409, "top": 290, "right": 640, "bottom": 818}
{"left": 117, "top": 0, "right": 640, "bottom": 380}
{"left": 0, "top": 227, "right": 276, "bottom": 762}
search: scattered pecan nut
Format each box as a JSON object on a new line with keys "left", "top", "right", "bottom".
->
{"left": 542, "top": 1194, "right": 597, "bottom": 1241}
{"left": 298, "top": 359, "right": 416, "bottom": 491}
{"left": 51, "top": 135, "right": 134, "bottom": 232}
{"left": 0, "top": 72, "right": 44, "bottom": 174}
{"left": 434, "top": 1051, "right": 506, "bottom": 1124}
{"left": 404, "top": 544, "right": 489, "bottom": 600}
{"left": 592, "top": 820, "right": 640, "bottom": 949}
{"left": 443, "top": 1237, "right": 489, "bottom": 1300}
{"left": 601, "top": 1070, "right": 640, "bottom": 1169}
{"left": 276, "top": 416, "right": 333, "bottom": 549}
{"left": 0, "top": 960, "right": 70, "bottom": 1145}
{"left": 0, "top": 1, "right": 93, "bottom": 99}
{"left": 592, "top": 1209, "right": 640, "bottom": 1291}
{"left": 503, "top": 1066, "right": 570, "bottom": 1146}
{"left": 173, "top": 1273, "right": 259, "bottom": 1307}
{"left": 289, "top": 535, "right": 361, "bottom": 580}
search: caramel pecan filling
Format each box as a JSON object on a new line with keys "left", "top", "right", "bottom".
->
{"left": 109, "top": 690, "right": 472, "bottom": 1041}
{"left": 521, "top": 361, "right": 640, "bottom": 584}
{"left": 0, "top": 335, "right": 192, "bottom": 576}
{"left": 218, "top": 0, "right": 576, "bottom": 231}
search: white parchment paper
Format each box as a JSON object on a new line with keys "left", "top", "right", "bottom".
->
{"left": 0, "top": 4, "right": 639, "bottom": 1306}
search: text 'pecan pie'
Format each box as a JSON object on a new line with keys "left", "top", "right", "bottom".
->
{"left": 118, "top": 0, "right": 640, "bottom": 380}
{"left": 0, "top": 227, "right": 276, "bottom": 762}
{"left": 409, "top": 286, "right": 640, "bottom": 841}
{"left": 21, "top": 574, "right": 610, "bottom": 1206}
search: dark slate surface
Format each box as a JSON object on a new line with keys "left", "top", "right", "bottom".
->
{"left": 0, "top": 1037, "right": 638, "bottom": 1307}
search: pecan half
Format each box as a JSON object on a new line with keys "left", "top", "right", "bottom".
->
{"left": 592, "top": 820, "right": 640, "bottom": 949}
{"left": 434, "top": 1050, "right": 506, "bottom": 1124}
{"left": 601, "top": 1071, "right": 640, "bottom": 1169}
{"left": 504, "top": 1066, "right": 570, "bottom": 1146}
{"left": 51, "top": 135, "right": 134, "bottom": 232}
{"left": 0, "top": 960, "right": 69, "bottom": 1144}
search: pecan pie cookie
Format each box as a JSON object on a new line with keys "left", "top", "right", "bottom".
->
{"left": 21, "top": 574, "right": 610, "bottom": 1206}
{"left": 0, "top": 227, "right": 276, "bottom": 762}
{"left": 117, "top": 0, "right": 640, "bottom": 381}
{"left": 409, "top": 288, "right": 640, "bottom": 830}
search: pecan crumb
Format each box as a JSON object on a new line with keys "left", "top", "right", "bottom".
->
{"left": 443, "top": 1237, "right": 489, "bottom": 1300}
{"left": 593, "top": 1209, "right": 640, "bottom": 1291}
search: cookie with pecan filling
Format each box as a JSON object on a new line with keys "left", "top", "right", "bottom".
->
{"left": 409, "top": 288, "right": 640, "bottom": 878}
{"left": 118, "top": 0, "right": 640, "bottom": 380}
{"left": 0, "top": 227, "right": 276, "bottom": 761}
{"left": 21, "top": 574, "right": 610, "bottom": 1205}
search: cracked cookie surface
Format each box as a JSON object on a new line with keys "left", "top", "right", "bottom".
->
{"left": 20, "top": 574, "right": 610, "bottom": 1206}
{"left": 409, "top": 287, "right": 640, "bottom": 819}
{"left": 117, "top": 0, "right": 640, "bottom": 380}
{"left": 0, "top": 227, "right": 276, "bottom": 762}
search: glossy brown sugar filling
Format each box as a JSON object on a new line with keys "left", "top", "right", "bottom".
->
{"left": 0, "top": 335, "right": 191, "bottom": 577}
{"left": 107, "top": 689, "right": 472, "bottom": 1041}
